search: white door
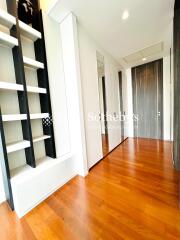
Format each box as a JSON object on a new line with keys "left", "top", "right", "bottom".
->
{"left": 78, "top": 32, "right": 103, "bottom": 169}
{"left": 106, "top": 61, "right": 122, "bottom": 151}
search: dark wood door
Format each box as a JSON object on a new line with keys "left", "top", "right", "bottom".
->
{"left": 173, "top": 2, "right": 180, "bottom": 170}
{"left": 132, "top": 59, "right": 163, "bottom": 139}
{"left": 118, "top": 72, "right": 124, "bottom": 140}
{"left": 102, "top": 76, "right": 108, "bottom": 135}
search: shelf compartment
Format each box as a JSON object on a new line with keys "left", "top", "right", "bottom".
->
{"left": 6, "top": 140, "right": 30, "bottom": 154}
{"left": 2, "top": 114, "right": 27, "bottom": 122}
{"left": 0, "top": 31, "right": 18, "bottom": 48}
{"left": 0, "top": 81, "right": 23, "bottom": 91}
{"left": 27, "top": 86, "right": 47, "bottom": 94}
{"left": 10, "top": 156, "right": 55, "bottom": 181}
{"left": 33, "top": 135, "right": 51, "bottom": 143}
{"left": 0, "top": 9, "right": 16, "bottom": 28}
{"left": 19, "top": 20, "right": 41, "bottom": 41}
{"left": 30, "top": 113, "right": 49, "bottom": 120}
{"left": 23, "top": 56, "right": 44, "bottom": 70}
{"left": 10, "top": 155, "right": 70, "bottom": 182}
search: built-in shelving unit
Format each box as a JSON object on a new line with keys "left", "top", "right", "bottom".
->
{"left": 0, "top": 0, "right": 56, "bottom": 211}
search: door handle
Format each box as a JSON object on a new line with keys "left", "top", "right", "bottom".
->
{"left": 157, "top": 112, "right": 161, "bottom": 117}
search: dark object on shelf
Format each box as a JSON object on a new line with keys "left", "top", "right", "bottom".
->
{"left": 17, "top": 0, "right": 34, "bottom": 24}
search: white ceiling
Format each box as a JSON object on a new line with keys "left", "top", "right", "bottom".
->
{"left": 48, "top": 0, "right": 174, "bottom": 67}
{"left": 123, "top": 42, "right": 164, "bottom": 64}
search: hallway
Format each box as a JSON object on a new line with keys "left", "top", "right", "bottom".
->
{"left": 0, "top": 138, "right": 180, "bottom": 239}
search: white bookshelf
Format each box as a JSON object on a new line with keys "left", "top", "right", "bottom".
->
{"left": 0, "top": 9, "right": 16, "bottom": 29}
{"left": 0, "top": 31, "right": 18, "bottom": 48}
{"left": 30, "top": 113, "right": 49, "bottom": 120}
{"left": 2, "top": 114, "right": 27, "bottom": 122}
{"left": 0, "top": 2, "right": 56, "bottom": 214}
{"left": 23, "top": 56, "right": 44, "bottom": 70}
{"left": 27, "top": 86, "right": 47, "bottom": 94}
{"left": 6, "top": 140, "right": 30, "bottom": 154}
{"left": 19, "top": 20, "right": 42, "bottom": 41}
{"left": 33, "top": 135, "right": 51, "bottom": 143}
{"left": 0, "top": 81, "right": 24, "bottom": 91}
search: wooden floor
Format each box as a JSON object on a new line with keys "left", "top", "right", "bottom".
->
{"left": 102, "top": 133, "right": 109, "bottom": 156}
{"left": 0, "top": 138, "right": 180, "bottom": 240}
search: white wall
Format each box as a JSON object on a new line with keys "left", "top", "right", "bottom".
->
{"left": 0, "top": 168, "right": 5, "bottom": 203}
{"left": 123, "top": 68, "right": 134, "bottom": 138}
{"left": 170, "top": 48, "right": 174, "bottom": 141}
{"left": 60, "top": 13, "right": 88, "bottom": 176}
{"left": 105, "top": 60, "right": 122, "bottom": 150}
{"left": 0, "top": 135, "right": 5, "bottom": 203}
{"left": 78, "top": 25, "right": 103, "bottom": 168}
{"left": 163, "top": 55, "right": 171, "bottom": 140}
{"left": 78, "top": 24, "right": 123, "bottom": 168}
{"left": 121, "top": 71, "right": 129, "bottom": 139}
{"left": 43, "top": 13, "right": 71, "bottom": 157}
{"left": 40, "top": 0, "right": 57, "bottom": 12}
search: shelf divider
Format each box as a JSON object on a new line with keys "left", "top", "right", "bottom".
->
{"left": 33, "top": 135, "right": 51, "bottom": 143}
{"left": 19, "top": 20, "right": 41, "bottom": 41}
{"left": 27, "top": 85, "right": 46, "bottom": 94}
{"left": 23, "top": 56, "right": 44, "bottom": 70}
{"left": 2, "top": 114, "right": 27, "bottom": 122}
{"left": 30, "top": 113, "right": 49, "bottom": 120}
{"left": 6, "top": 140, "right": 30, "bottom": 154}
{"left": 0, "top": 81, "right": 23, "bottom": 91}
{"left": 0, "top": 31, "right": 18, "bottom": 48}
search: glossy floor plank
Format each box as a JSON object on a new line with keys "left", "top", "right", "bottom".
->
{"left": 0, "top": 138, "right": 180, "bottom": 239}
{"left": 102, "top": 133, "right": 109, "bottom": 156}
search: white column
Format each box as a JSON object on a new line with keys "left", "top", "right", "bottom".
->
{"left": 60, "top": 13, "right": 88, "bottom": 176}
{"left": 163, "top": 55, "right": 171, "bottom": 141}
{"left": 125, "top": 68, "right": 134, "bottom": 137}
